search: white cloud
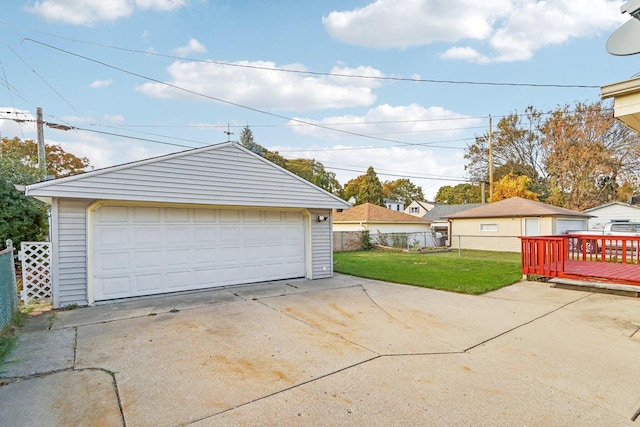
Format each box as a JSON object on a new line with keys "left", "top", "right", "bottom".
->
{"left": 103, "top": 114, "right": 125, "bottom": 123}
{"left": 324, "top": 0, "right": 627, "bottom": 63}
{"left": 26, "top": 0, "right": 183, "bottom": 26}
{"left": 174, "top": 38, "right": 207, "bottom": 57}
{"left": 288, "top": 103, "right": 481, "bottom": 140}
{"left": 323, "top": 0, "right": 512, "bottom": 48}
{"left": 272, "top": 144, "right": 468, "bottom": 200}
{"left": 0, "top": 108, "right": 36, "bottom": 136}
{"left": 136, "top": 61, "right": 382, "bottom": 111}
{"left": 439, "top": 47, "right": 490, "bottom": 64}
{"left": 88, "top": 79, "right": 113, "bottom": 88}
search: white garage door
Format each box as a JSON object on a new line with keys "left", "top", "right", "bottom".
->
{"left": 91, "top": 205, "right": 305, "bottom": 301}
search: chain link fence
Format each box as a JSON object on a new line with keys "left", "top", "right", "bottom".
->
{"left": 373, "top": 231, "right": 445, "bottom": 250}
{"left": 0, "top": 240, "right": 18, "bottom": 331}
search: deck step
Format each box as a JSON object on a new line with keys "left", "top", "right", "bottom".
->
{"left": 550, "top": 278, "right": 640, "bottom": 298}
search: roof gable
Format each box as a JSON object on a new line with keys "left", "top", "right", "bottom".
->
{"left": 583, "top": 202, "right": 640, "bottom": 213}
{"left": 445, "top": 197, "right": 591, "bottom": 219}
{"left": 26, "top": 142, "right": 350, "bottom": 209}
{"left": 423, "top": 203, "right": 483, "bottom": 221}
{"left": 334, "top": 203, "right": 431, "bottom": 223}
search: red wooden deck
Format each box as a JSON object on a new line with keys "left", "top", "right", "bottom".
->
{"left": 520, "top": 234, "right": 640, "bottom": 287}
{"left": 560, "top": 260, "right": 640, "bottom": 286}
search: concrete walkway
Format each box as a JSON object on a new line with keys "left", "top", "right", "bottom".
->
{"left": 1, "top": 274, "right": 639, "bottom": 426}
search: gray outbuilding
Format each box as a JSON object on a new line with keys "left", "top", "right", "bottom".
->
{"left": 26, "top": 142, "right": 350, "bottom": 308}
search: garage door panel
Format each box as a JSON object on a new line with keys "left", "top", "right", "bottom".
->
{"left": 219, "top": 210, "right": 239, "bottom": 222}
{"left": 134, "top": 250, "right": 163, "bottom": 268}
{"left": 194, "top": 248, "right": 217, "bottom": 263}
{"left": 98, "top": 228, "right": 129, "bottom": 246}
{"left": 92, "top": 206, "right": 306, "bottom": 301}
{"left": 166, "top": 249, "right": 190, "bottom": 266}
{"left": 243, "top": 210, "right": 262, "bottom": 222}
{"left": 166, "top": 271, "right": 191, "bottom": 289}
{"left": 166, "top": 227, "right": 190, "bottom": 243}
{"left": 98, "top": 252, "right": 130, "bottom": 272}
{"left": 194, "top": 227, "right": 216, "bottom": 243}
{"left": 135, "top": 274, "right": 163, "bottom": 293}
{"left": 98, "top": 277, "right": 131, "bottom": 299}
{"left": 133, "top": 228, "right": 162, "bottom": 247}
{"left": 98, "top": 206, "right": 128, "bottom": 222}
{"left": 194, "top": 209, "right": 216, "bottom": 222}
{"left": 133, "top": 207, "right": 160, "bottom": 222}
{"left": 166, "top": 207, "right": 190, "bottom": 221}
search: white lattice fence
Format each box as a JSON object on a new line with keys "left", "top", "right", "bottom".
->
{"left": 19, "top": 242, "right": 52, "bottom": 304}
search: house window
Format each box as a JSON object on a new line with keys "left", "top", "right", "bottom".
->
{"left": 480, "top": 223, "right": 499, "bottom": 232}
{"left": 410, "top": 207, "right": 419, "bottom": 213}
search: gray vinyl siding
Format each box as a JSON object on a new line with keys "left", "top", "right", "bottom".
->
{"left": 55, "top": 198, "right": 91, "bottom": 307}
{"left": 28, "top": 143, "right": 350, "bottom": 210}
{"left": 309, "top": 209, "right": 333, "bottom": 279}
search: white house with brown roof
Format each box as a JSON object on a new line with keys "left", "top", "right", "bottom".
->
{"left": 445, "top": 197, "right": 591, "bottom": 252}
{"left": 334, "top": 203, "right": 431, "bottom": 233}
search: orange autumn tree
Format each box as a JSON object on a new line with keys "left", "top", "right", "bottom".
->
{"left": 491, "top": 174, "right": 539, "bottom": 202}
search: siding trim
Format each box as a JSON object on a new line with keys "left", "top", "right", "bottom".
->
{"left": 51, "top": 198, "right": 60, "bottom": 308}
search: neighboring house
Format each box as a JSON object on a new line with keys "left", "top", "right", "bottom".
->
{"left": 405, "top": 201, "right": 482, "bottom": 243}
{"left": 422, "top": 203, "right": 483, "bottom": 243}
{"left": 25, "top": 142, "right": 350, "bottom": 308}
{"left": 333, "top": 203, "right": 433, "bottom": 245}
{"left": 405, "top": 200, "right": 437, "bottom": 217}
{"left": 583, "top": 202, "right": 640, "bottom": 229}
{"left": 445, "top": 197, "right": 592, "bottom": 252}
{"left": 383, "top": 198, "right": 404, "bottom": 212}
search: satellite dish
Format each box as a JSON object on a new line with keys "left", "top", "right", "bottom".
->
{"left": 607, "top": 17, "right": 640, "bottom": 55}
{"left": 607, "top": 0, "right": 640, "bottom": 55}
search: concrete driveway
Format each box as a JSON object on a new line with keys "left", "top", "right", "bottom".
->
{"left": 1, "top": 274, "right": 639, "bottom": 426}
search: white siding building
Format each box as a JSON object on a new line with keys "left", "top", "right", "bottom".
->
{"left": 582, "top": 202, "right": 640, "bottom": 229}
{"left": 26, "top": 142, "right": 350, "bottom": 308}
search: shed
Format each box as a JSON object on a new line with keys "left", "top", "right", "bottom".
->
{"left": 582, "top": 202, "right": 640, "bottom": 229}
{"left": 26, "top": 142, "right": 350, "bottom": 308}
{"left": 445, "top": 197, "right": 592, "bottom": 252}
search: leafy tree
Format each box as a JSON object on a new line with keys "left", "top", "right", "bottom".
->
{"left": 464, "top": 101, "right": 640, "bottom": 208}
{"left": 491, "top": 174, "right": 539, "bottom": 202}
{"left": 1, "top": 137, "right": 90, "bottom": 184}
{"left": 541, "top": 101, "right": 640, "bottom": 210}
{"left": 435, "top": 183, "right": 482, "bottom": 204}
{"left": 285, "top": 158, "right": 342, "bottom": 196}
{"left": 343, "top": 166, "right": 384, "bottom": 206}
{"left": 238, "top": 125, "right": 265, "bottom": 156}
{"left": 382, "top": 178, "right": 425, "bottom": 205}
{"left": 466, "top": 107, "right": 546, "bottom": 185}
{"left": 236, "top": 126, "right": 341, "bottom": 193}
{"left": 0, "top": 177, "right": 47, "bottom": 250}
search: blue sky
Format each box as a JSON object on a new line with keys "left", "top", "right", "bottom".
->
{"left": 1, "top": 0, "right": 638, "bottom": 199}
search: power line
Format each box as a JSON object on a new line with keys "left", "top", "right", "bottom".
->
{"left": 22, "top": 39, "right": 475, "bottom": 150}
{"left": 6, "top": 44, "right": 81, "bottom": 115}
{"left": 19, "top": 34, "right": 600, "bottom": 89}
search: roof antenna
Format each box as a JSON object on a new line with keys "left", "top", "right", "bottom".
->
{"left": 224, "top": 124, "right": 233, "bottom": 142}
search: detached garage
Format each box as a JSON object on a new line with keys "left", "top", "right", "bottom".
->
{"left": 26, "top": 142, "right": 350, "bottom": 308}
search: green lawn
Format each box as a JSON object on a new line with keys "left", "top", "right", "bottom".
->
{"left": 333, "top": 249, "right": 523, "bottom": 295}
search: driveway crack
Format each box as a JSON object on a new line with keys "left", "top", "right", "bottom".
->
{"left": 185, "top": 355, "right": 381, "bottom": 426}
{"left": 464, "top": 293, "right": 594, "bottom": 352}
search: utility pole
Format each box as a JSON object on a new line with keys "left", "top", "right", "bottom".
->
{"left": 36, "top": 107, "right": 46, "bottom": 174}
{"left": 488, "top": 115, "right": 493, "bottom": 202}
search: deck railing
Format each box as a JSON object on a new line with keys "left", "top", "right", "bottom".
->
{"left": 521, "top": 234, "right": 640, "bottom": 278}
